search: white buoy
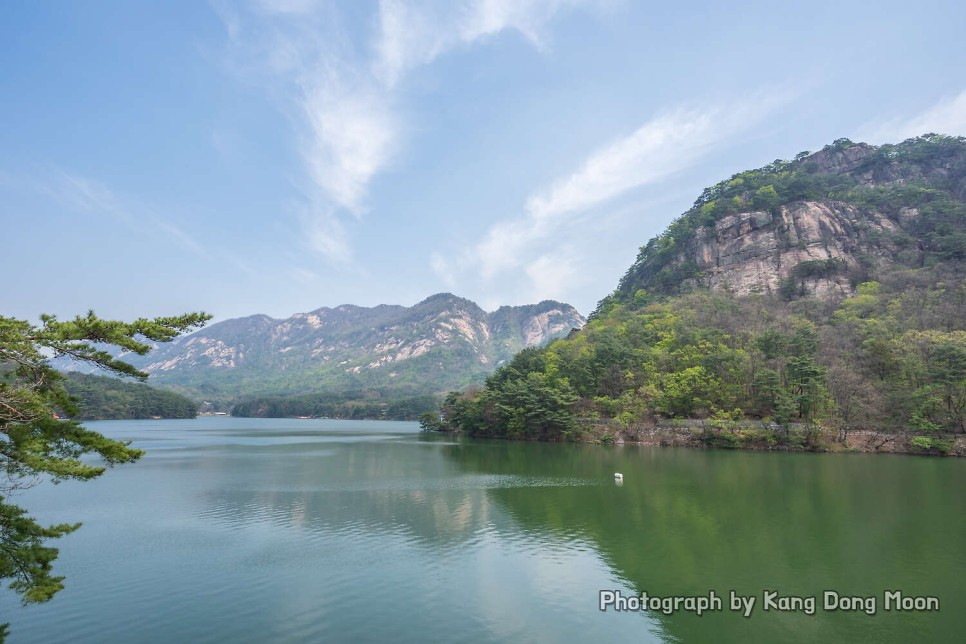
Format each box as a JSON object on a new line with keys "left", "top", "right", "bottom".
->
{"left": 614, "top": 472, "right": 623, "bottom": 480}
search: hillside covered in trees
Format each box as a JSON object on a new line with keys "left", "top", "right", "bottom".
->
{"left": 231, "top": 391, "right": 438, "bottom": 420}
{"left": 62, "top": 372, "right": 199, "bottom": 420}
{"left": 427, "top": 135, "right": 966, "bottom": 454}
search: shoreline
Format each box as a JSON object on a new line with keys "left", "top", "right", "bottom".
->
{"left": 437, "top": 421, "right": 966, "bottom": 457}
{"left": 587, "top": 422, "right": 966, "bottom": 456}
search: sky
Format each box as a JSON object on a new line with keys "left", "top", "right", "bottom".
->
{"left": 3, "top": 0, "right": 966, "bottom": 323}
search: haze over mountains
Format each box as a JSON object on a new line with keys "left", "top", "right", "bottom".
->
{"left": 108, "top": 293, "right": 584, "bottom": 404}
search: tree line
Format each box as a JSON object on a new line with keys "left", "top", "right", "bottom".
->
{"left": 232, "top": 392, "right": 439, "bottom": 420}
{"left": 61, "top": 372, "right": 199, "bottom": 419}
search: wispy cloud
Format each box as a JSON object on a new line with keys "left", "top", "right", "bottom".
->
{"left": 526, "top": 109, "right": 718, "bottom": 223}
{"left": 297, "top": 202, "right": 352, "bottom": 264}
{"left": 290, "top": 266, "right": 320, "bottom": 285}
{"left": 857, "top": 89, "right": 966, "bottom": 143}
{"left": 43, "top": 170, "right": 257, "bottom": 277}
{"left": 298, "top": 71, "right": 398, "bottom": 213}
{"left": 47, "top": 173, "right": 204, "bottom": 258}
{"left": 373, "top": 0, "right": 580, "bottom": 86}
{"left": 214, "top": 0, "right": 591, "bottom": 264}
{"left": 434, "top": 90, "right": 794, "bottom": 290}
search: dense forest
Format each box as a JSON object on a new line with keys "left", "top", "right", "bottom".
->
{"left": 232, "top": 392, "right": 438, "bottom": 420}
{"left": 424, "top": 135, "right": 966, "bottom": 453}
{"left": 62, "top": 372, "right": 199, "bottom": 420}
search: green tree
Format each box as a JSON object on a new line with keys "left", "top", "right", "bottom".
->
{"left": 487, "top": 371, "right": 578, "bottom": 439}
{"left": 0, "top": 310, "right": 209, "bottom": 640}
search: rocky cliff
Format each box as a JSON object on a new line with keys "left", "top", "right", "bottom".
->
{"left": 680, "top": 200, "right": 899, "bottom": 298}
{"left": 615, "top": 135, "right": 966, "bottom": 303}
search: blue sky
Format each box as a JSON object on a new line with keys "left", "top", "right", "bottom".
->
{"left": 3, "top": 0, "right": 966, "bottom": 323}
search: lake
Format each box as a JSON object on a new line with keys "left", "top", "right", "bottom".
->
{"left": 2, "top": 418, "right": 964, "bottom": 642}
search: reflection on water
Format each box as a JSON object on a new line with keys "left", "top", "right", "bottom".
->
{"left": 2, "top": 418, "right": 963, "bottom": 643}
{"left": 1, "top": 419, "right": 651, "bottom": 643}
{"left": 441, "top": 438, "right": 966, "bottom": 643}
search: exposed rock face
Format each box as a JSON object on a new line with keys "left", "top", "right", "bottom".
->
{"left": 683, "top": 201, "right": 898, "bottom": 298}
{"left": 619, "top": 137, "right": 966, "bottom": 302}
{"left": 807, "top": 142, "right": 876, "bottom": 174}
{"left": 113, "top": 294, "right": 585, "bottom": 398}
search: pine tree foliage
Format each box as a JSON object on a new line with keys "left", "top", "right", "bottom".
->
{"left": 0, "top": 310, "right": 209, "bottom": 639}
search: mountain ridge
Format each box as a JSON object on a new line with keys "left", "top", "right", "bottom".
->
{"left": 107, "top": 293, "right": 585, "bottom": 403}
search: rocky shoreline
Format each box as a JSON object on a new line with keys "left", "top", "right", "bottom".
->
{"left": 589, "top": 421, "right": 966, "bottom": 457}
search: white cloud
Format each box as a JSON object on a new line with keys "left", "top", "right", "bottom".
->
{"left": 433, "top": 90, "right": 794, "bottom": 301}
{"left": 459, "top": 0, "right": 575, "bottom": 48}
{"left": 858, "top": 90, "right": 966, "bottom": 143}
{"left": 526, "top": 92, "right": 797, "bottom": 224}
{"left": 216, "top": 1, "right": 592, "bottom": 263}
{"left": 462, "top": 91, "right": 792, "bottom": 280}
{"left": 372, "top": 0, "right": 451, "bottom": 87}
{"left": 373, "top": 0, "right": 580, "bottom": 86}
{"left": 299, "top": 72, "right": 399, "bottom": 214}
{"left": 525, "top": 109, "right": 714, "bottom": 222}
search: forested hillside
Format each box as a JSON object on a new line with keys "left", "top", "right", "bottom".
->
{"left": 231, "top": 392, "right": 439, "bottom": 420}
{"left": 62, "top": 372, "right": 199, "bottom": 420}
{"left": 429, "top": 135, "right": 966, "bottom": 453}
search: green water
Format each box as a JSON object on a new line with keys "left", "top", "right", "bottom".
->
{"left": 2, "top": 418, "right": 963, "bottom": 642}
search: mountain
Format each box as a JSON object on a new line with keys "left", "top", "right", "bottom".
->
{"left": 112, "top": 293, "right": 584, "bottom": 403}
{"left": 610, "top": 135, "right": 966, "bottom": 307}
{"left": 435, "top": 135, "right": 966, "bottom": 453}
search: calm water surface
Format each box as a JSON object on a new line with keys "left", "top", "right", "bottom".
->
{"left": 2, "top": 417, "right": 964, "bottom": 642}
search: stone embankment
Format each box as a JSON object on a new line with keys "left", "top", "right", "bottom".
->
{"left": 592, "top": 419, "right": 966, "bottom": 456}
